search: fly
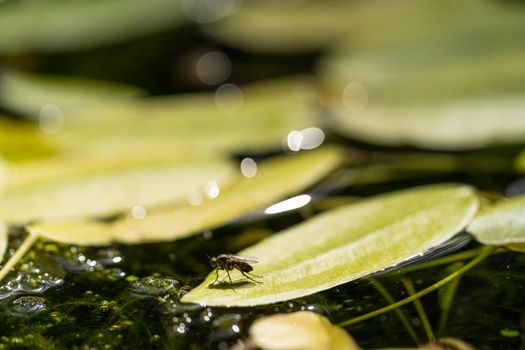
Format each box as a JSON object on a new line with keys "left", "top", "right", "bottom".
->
{"left": 210, "top": 254, "right": 261, "bottom": 286}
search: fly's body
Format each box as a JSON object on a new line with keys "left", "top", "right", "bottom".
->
{"left": 210, "top": 254, "right": 261, "bottom": 287}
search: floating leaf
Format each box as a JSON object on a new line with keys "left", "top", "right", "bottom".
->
{"left": 0, "top": 117, "right": 56, "bottom": 162}
{"left": 28, "top": 147, "right": 343, "bottom": 245}
{"left": 212, "top": 1, "right": 353, "bottom": 53}
{"left": 0, "top": 69, "right": 144, "bottom": 116}
{"left": 0, "top": 0, "right": 186, "bottom": 53}
{"left": 0, "top": 76, "right": 319, "bottom": 156}
{"left": 0, "top": 222, "right": 7, "bottom": 264}
{"left": 247, "top": 311, "right": 359, "bottom": 350}
{"left": 1, "top": 152, "right": 234, "bottom": 223}
{"left": 181, "top": 183, "right": 479, "bottom": 307}
{"left": 321, "top": 5, "right": 525, "bottom": 150}
{"left": 45, "top": 78, "right": 319, "bottom": 154}
{"left": 327, "top": 96, "right": 525, "bottom": 150}
{"left": 467, "top": 194, "right": 525, "bottom": 248}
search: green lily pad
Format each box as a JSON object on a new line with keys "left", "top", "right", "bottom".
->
{"left": 1, "top": 152, "right": 234, "bottom": 223}
{"left": 0, "top": 117, "right": 56, "bottom": 162}
{"left": 181, "top": 183, "right": 479, "bottom": 307}
{"left": 0, "top": 0, "right": 186, "bottom": 53}
{"left": 0, "top": 69, "right": 144, "bottom": 116}
{"left": 42, "top": 78, "right": 319, "bottom": 154}
{"left": 0, "top": 75, "right": 319, "bottom": 155}
{"left": 211, "top": 1, "right": 353, "bottom": 53}
{"left": 28, "top": 147, "right": 343, "bottom": 245}
{"left": 468, "top": 194, "right": 525, "bottom": 248}
{"left": 321, "top": 5, "right": 525, "bottom": 150}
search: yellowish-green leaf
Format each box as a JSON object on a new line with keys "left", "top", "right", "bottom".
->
{"left": 0, "top": 222, "right": 7, "bottom": 264}
{"left": 212, "top": 1, "right": 353, "bottom": 53}
{"left": 328, "top": 95, "right": 525, "bottom": 150}
{"left": 0, "top": 69, "right": 144, "bottom": 116}
{"left": 212, "top": 0, "right": 469, "bottom": 53}
{"left": 321, "top": 4, "right": 525, "bottom": 150}
{"left": 0, "top": 117, "right": 56, "bottom": 162}
{"left": 468, "top": 194, "right": 525, "bottom": 247}
{"left": 48, "top": 78, "right": 319, "bottom": 154}
{"left": 1, "top": 152, "right": 234, "bottom": 223}
{"left": 181, "top": 183, "right": 479, "bottom": 307}
{"left": 0, "top": 0, "right": 186, "bottom": 53}
{"left": 248, "top": 311, "right": 359, "bottom": 350}
{"left": 0, "top": 75, "right": 319, "bottom": 155}
{"left": 28, "top": 147, "right": 343, "bottom": 245}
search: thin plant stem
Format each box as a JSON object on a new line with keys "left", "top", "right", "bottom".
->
{"left": 400, "top": 246, "right": 503, "bottom": 274}
{"left": 0, "top": 232, "right": 39, "bottom": 283}
{"left": 339, "top": 246, "right": 496, "bottom": 327}
{"left": 437, "top": 262, "right": 463, "bottom": 335}
{"left": 369, "top": 277, "right": 420, "bottom": 345}
{"left": 402, "top": 276, "right": 435, "bottom": 341}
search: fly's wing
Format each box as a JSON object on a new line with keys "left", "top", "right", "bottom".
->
{"left": 231, "top": 255, "right": 259, "bottom": 264}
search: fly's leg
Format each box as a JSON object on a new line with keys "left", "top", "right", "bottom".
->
{"left": 210, "top": 269, "right": 220, "bottom": 286}
{"left": 225, "top": 269, "right": 233, "bottom": 284}
{"left": 241, "top": 271, "right": 262, "bottom": 283}
{"left": 225, "top": 270, "right": 237, "bottom": 292}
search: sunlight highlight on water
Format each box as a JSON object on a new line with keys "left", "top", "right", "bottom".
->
{"left": 265, "top": 194, "right": 311, "bottom": 215}
{"left": 286, "top": 127, "right": 325, "bottom": 151}
{"left": 240, "top": 158, "right": 257, "bottom": 178}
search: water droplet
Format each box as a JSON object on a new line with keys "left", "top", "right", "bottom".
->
{"left": 8, "top": 296, "right": 47, "bottom": 316}
{"left": 212, "top": 313, "right": 242, "bottom": 342}
{"left": 240, "top": 158, "right": 258, "bottom": 178}
{"left": 104, "top": 268, "right": 126, "bottom": 281}
{"left": 129, "top": 275, "right": 179, "bottom": 296}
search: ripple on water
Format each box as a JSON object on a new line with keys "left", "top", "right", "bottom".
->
{"left": 0, "top": 268, "right": 63, "bottom": 301}
{"left": 211, "top": 313, "right": 243, "bottom": 342}
{"left": 7, "top": 296, "right": 47, "bottom": 316}
{"left": 129, "top": 275, "right": 179, "bottom": 296}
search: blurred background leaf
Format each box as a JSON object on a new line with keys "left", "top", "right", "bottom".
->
{"left": 0, "top": 0, "right": 187, "bottom": 53}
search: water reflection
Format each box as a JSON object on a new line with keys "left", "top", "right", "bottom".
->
{"left": 265, "top": 194, "right": 311, "bottom": 215}
{"left": 286, "top": 127, "right": 325, "bottom": 151}
{"left": 240, "top": 158, "right": 257, "bottom": 178}
{"left": 205, "top": 181, "right": 220, "bottom": 199}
